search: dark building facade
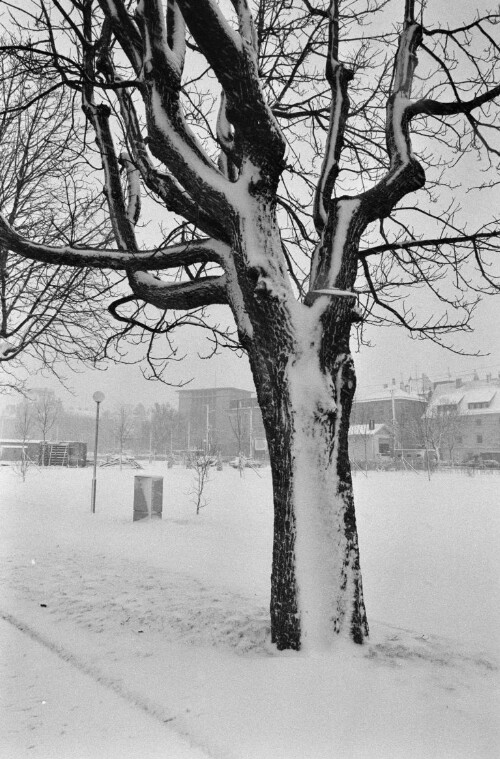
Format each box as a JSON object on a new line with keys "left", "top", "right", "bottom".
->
{"left": 228, "top": 396, "right": 268, "bottom": 459}
{"left": 177, "top": 387, "right": 254, "bottom": 457}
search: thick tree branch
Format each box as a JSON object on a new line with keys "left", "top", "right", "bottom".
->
{"left": 407, "top": 84, "right": 500, "bottom": 119}
{"left": 313, "top": 0, "right": 353, "bottom": 234}
{"left": 129, "top": 270, "right": 228, "bottom": 309}
{"left": 177, "top": 0, "right": 286, "bottom": 182}
{"left": 0, "top": 217, "right": 228, "bottom": 270}
{"left": 109, "top": 71, "right": 230, "bottom": 241}
{"left": 97, "top": 0, "right": 144, "bottom": 75}
{"left": 360, "top": 230, "right": 500, "bottom": 257}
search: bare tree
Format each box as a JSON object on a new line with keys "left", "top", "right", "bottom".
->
{"left": 1, "top": 1, "right": 499, "bottom": 650}
{"left": 0, "top": 52, "right": 121, "bottom": 391}
{"left": 14, "top": 397, "right": 33, "bottom": 480}
{"left": 229, "top": 401, "right": 248, "bottom": 475}
{"left": 419, "top": 401, "right": 462, "bottom": 464}
{"left": 114, "top": 406, "right": 135, "bottom": 469}
{"left": 190, "top": 453, "right": 213, "bottom": 515}
{"left": 150, "top": 402, "right": 178, "bottom": 456}
{"left": 33, "top": 389, "right": 60, "bottom": 464}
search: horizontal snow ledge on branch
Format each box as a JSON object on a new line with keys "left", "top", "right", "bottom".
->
{"left": 129, "top": 271, "right": 229, "bottom": 309}
{"left": 309, "top": 289, "right": 357, "bottom": 299}
{"left": 0, "top": 215, "right": 230, "bottom": 270}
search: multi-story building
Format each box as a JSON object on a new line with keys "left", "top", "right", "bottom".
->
{"left": 177, "top": 386, "right": 257, "bottom": 457}
{"left": 426, "top": 376, "right": 500, "bottom": 463}
{"left": 227, "top": 396, "right": 268, "bottom": 459}
{"left": 351, "top": 380, "right": 428, "bottom": 450}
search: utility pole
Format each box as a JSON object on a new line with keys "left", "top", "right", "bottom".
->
{"left": 91, "top": 391, "right": 105, "bottom": 514}
{"left": 391, "top": 386, "right": 398, "bottom": 461}
{"left": 248, "top": 405, "right": 253, "bottom": 458}
{"left": 205, "top": 404, "right": 210, "bottom": 453}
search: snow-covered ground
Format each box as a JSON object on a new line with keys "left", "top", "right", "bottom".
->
{"left": 1, "top": 464, "right": 498, "bottom": 759}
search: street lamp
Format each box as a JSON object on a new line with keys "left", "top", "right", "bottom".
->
{"left": 91, "top": 391, "right": 105, "bottom": 514}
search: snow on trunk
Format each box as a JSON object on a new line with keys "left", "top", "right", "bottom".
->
{"left": 286, "top": 306, "right": 367, "bottom": 651}
{"left": 228, "top": 198, "right": 367, "bottom": 652}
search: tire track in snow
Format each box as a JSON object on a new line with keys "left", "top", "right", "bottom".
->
{"left": 0, "top": 607, "right": 212, "bottom": 756}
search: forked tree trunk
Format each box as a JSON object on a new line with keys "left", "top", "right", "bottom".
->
{"left": 230, "top": 201, "right": 368, "bottom": 651}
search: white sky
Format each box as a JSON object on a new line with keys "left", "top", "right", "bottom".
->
{"left": 18, "top": 290, "right": 499, "bottom": 415}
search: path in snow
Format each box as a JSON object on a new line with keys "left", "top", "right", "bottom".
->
{"left": 0, "top": 614, "right": 212, "bottom": 759}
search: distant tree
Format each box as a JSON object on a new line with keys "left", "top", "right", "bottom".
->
{"left": 150, "top": 402, "right": 178, "bottom": 456}
{"left": 418, "top": 401, "right": 461, "bottom": 464}
{"left": 33, "top": 389, "right": 60, "bottom": 464}
{"left": 1, "top": 1, "right": 500, "bottom": 651}
{"left": 0, "top": 51, "right": 119, "bottom": 391}
{"left": 14, "top": 398, "right": 33, "bottom": 480}
{"left": 229, "top": 402, "right": 246, "bottom": 452}
{"left": 114, "top": 406, "right": 135, "bottom": 468}
{"left": 190, "top": 454, "right": 213, "bottom": 515}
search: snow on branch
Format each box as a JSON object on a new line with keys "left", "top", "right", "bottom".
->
{"left": 0, "top": 216, "right": 229, "bottom": 271}
{"left": 386, "top": 13, "right": 421, "bottom": 171}
{"left": 354, "top": 6, "right": 425, "bottom": 224}
{"left": 313, "top": 0, "right": 353, "bottom": 234}
{"left": 97, "top": 0, "right": 144, "bottom": 74}
{"left": 177, "top": 0, "right": 286, "bottom": 180}
{"left": 96, "top": 0, "right": 234, "bottom": 219}
{"left": 111, "top": 72, "right": 229, "bottom": 241}
{"left": 119, "top": 152, "right": 142, "bottom": 225}
{"left": 129, "top": 271, "right": 228, "bottom": 309}
{"left": 135, "top": 0, "right": 185, "bottom": 84}
{"left": 166, "top": 0, "right": 186, "bottom": 70}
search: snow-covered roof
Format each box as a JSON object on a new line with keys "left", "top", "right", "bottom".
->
{"left": 354, "top": 386, "right": 425, "bottom": 403}
{"left": 349, "top": 424, "right": 391, "bottom": 437}
{"left": 434, "top": 392, "right": 465, "bottom": 407}
{"left": 463, "top": 388, "right": 496, "bottom": 405}
{"left": 428, "top": 385, "right": 500, "bottom": 416}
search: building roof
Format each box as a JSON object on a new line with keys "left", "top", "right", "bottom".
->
{"left": 428, "top": 384, "right": 500, "bottom": 416}
{"left": 354, "top": 386, "right": 425, "bottom": 404}
{"left": 349, "top": 424, "right": 392, "bottom": 437}
{"left": 433, "top": 391, "right": 465, "bottom": 407}
{"left": 463, "top": 388, "right": 497, "bottom": 405}
{"left": 177, "top": 386, "right": 252, "bottom": 395}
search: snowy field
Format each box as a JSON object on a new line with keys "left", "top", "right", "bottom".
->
{"left": 0, "top": 463, "right": 499, "bottom": 759}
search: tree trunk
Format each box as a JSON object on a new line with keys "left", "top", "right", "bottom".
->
{"left": 229, "top": 198, "right": 368, "bottom": 651}
{"left": 253, "top": 333, "right": 368, "bottom": 651}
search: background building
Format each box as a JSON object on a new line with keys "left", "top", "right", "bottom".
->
{"left": 348, "top": 423, "right": 393, "bottom": 466}
{"left": 177, "top": 387, "right": 256, "bottom": 457}
{"left": 351, "top": 380, "right": 428, "bottom": 451}
{"left": 426, "top": 375, "right": 500, "bottom": 463}
{"left": 227, "top": 396, "right": 267, "bottom": 459}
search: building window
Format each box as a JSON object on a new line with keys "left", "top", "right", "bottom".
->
{"left": 477, "top": 435, "right": 483, "bottom": 444}
{"left": 438, "top": 404, "right": 457, "bottom": 414}
{"left": 468, "top": 402, "right": 489, "bottom": 409}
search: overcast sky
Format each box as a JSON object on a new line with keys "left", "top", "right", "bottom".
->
{"left": 18, "top": 289, "right": 498, "bottom": 414}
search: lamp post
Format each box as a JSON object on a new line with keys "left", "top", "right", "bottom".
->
{"left": 91, "top": 391, "right": 105, "bottom": 514}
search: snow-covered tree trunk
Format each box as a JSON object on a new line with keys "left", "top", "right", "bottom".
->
{"left": 261, "top": 348, "right": 368, "bottom": 651}
{"left": 225, "top": 196, "right": 368, "bottom": 650}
